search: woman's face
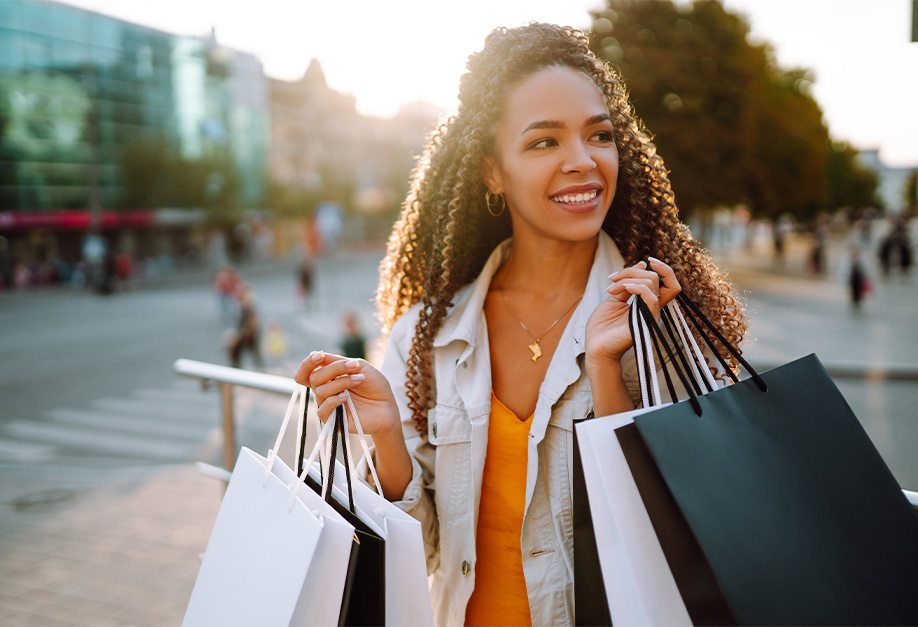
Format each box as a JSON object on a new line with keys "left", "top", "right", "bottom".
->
{"left": 484, "top": 65, "right": 619, "bottom": 245}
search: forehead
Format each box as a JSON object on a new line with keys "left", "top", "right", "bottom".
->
{"left": 499, "top": 65, "right": 608, "bottom": 133}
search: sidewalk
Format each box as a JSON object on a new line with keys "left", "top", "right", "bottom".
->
{"left": 0, "top": 464, "right": 223, "bottom": 626}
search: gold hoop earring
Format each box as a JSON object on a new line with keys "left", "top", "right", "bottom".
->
{"left": 486, "top": 190, "right": 506, "bottom": 217}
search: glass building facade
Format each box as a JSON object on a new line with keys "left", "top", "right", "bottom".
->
{"left": 0, "top": 0, "right": 269, "bottom": 269}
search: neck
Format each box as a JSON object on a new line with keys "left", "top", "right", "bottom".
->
{"left": 495, "top": 234, "right": 598, "bottom": 298}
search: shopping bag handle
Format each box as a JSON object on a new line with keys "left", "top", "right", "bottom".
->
{"left": 674, "top": 292, "right": 767, "bottom": 393}
{"left": 631, "top": 295, "right": 704, "bottom": 416}
{"left": 325, "top": 405, "right": 356, "bottom": 512}
{"left": 295, "top": 387, "right": 385, "bottom": 500}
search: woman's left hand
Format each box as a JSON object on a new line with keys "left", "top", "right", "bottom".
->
{"left": 584, "top": 257, "right": 682, "bottom": 366}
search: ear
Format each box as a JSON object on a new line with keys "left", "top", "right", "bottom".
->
{"left": 481, "top": 156, "right": 503, "bottom": 195}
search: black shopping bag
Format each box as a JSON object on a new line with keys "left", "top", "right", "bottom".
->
{"left": 633, "top": 353, "right": 918, "bottom": 625}
{"left": 615, "top": 292, "right": 918, "bottom": 625}
{"left": 299, "top": 404, "right": 385, "bottom": 626}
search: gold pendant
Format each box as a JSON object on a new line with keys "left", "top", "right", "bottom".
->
{"left": 529, "top": 341, "right": 542, "bottom": 363}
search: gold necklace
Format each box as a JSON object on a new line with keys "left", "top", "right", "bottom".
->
{"left": 499, "top": 286, "right": 583, "bottom": 363}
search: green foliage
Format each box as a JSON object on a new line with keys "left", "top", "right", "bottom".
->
{"left": 905, "top": 169, "right": 918, "bottom": 212}
{"left": 591, "top": 0, "right": 870, "bottom": 221}
{"left": 826, "top": 141, "right": 881, "bottom": 211}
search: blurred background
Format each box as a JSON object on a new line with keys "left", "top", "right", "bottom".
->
{"left": 0, "top": 0, "right": 916, "bottom": 625}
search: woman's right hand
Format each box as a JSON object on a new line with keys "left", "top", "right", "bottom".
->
{"left": 294, "top": 351, "right": 401, "bottom": 437}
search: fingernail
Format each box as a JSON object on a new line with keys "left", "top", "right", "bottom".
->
{"left": 608, "top": 271, "right": 620, "bottom": 279}
{"left": 648, "top": 256, "right": 661, "bottom": 264}
{"left": 345, "top": 360, "right": 360, "bottom": 369}
{"left": 338, "top": 392, "right": 348, "bottom": 400}
{"left": 310, "top": 351, "right": 324, "bottom": 361}
{"left": 351, "top": 374, "right": 365, "bottom": 382}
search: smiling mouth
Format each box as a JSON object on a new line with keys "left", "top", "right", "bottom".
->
{"left": 550, "top": 189, "right": 599, "bottom": 205}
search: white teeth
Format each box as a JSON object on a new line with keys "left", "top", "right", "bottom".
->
{"left": 552, "top": 189, "right": 599, "bottom": 204}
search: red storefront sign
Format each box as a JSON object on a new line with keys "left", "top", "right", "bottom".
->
{"left": 0, "top": 210, "right": 156, "bottom": 230}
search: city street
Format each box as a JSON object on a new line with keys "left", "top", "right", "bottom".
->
{"left": 0, "top": 236, "right": 916, "bottom": 625}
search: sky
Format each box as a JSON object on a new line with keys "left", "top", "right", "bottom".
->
{"left": 57, "top": 0, "right": 918, "bottom": 167}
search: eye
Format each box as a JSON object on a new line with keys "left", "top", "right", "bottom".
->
{"left": 591, "top": 130, "right": 615, "bottom": 143}
{"left": 528, "top": 137, "right": 558, "bottom": 150}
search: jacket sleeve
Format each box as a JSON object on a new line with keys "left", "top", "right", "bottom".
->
{"left": 357, "top": 309, "right": 441, "bottom": 573}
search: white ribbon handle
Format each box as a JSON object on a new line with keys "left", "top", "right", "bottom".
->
{"left": 264, "top": 385, "right": 306, "bottom": 487}
{"left": 345, "top": 393, "right": 383, "bottom": 496}
{"left": 290, "top": 416, "right": 337, "bottom": 511}
{"left": 668, "top": 301, "right": 719, "bottom": 391}
{"left": 632, "top": 294, "right": 663, "bottom": 408}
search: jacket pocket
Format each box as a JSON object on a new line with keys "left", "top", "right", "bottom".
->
{"left": 428, "top": 405, "right": 472, "bottom": 445}
{"left": 428, "top": 405, "right": 473, "bottom": 522}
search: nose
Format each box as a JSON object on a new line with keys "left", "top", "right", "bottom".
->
{"left": 561, "top": 139, "right": 596, "bottom": 174}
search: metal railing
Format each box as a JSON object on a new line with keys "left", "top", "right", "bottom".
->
{"left": 174, "top": 357, "right": 918, "bottom": 510}
{"left": 174, "top": 358, "right": 296, "bottom": 471}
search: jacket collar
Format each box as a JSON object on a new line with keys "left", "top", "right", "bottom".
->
{"left": 433, "top": 231, "right": 626, "bottom": 351}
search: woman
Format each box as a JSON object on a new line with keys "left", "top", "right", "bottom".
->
{"left": 296, "top": 23, "right": 746, "bottom": 626}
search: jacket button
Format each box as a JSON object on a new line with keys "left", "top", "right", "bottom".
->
{"left": 432, "top": 422, "right": 438, "bottom": 438}
{"left": 461, "top": 560, "right": 471, "bottom": 576}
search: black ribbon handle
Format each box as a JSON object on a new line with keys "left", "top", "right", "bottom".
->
{"left": 297, "top": 391, "right": 356, "bottom": 513}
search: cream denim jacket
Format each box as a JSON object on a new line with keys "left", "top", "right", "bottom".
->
{"left": 371, "top": 233, "right": 705, "bottom": 626}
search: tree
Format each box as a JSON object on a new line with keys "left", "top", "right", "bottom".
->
{"left": 591, "top": 0, "right": 836, "bottom": 221}
{"left": 905, "top": 168, "right": 918, "bottom": 214}
{"left": 826, "top": 141, "right": 881, "bottom": 212}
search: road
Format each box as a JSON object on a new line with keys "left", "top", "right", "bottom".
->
{"left": 0, "top": 250, "right": 386, "bottom": 468}
{"left": 0, "top": 238, "right": 915, "bottom": 486}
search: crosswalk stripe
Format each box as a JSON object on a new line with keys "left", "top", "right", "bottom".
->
{"left": 133, "top": 386, "right": 220, "bottom": 404}
{"left": 46, "top": 407, "right": 217, "bottom": 441}
{"left": 5, "top": 419, "right": 196, "bottom": 460}
{"left": 92, "top": 397, "right": 217, "bottom": 424}
{"left": 0, "top": 437, "right": 55, "bottom": 461}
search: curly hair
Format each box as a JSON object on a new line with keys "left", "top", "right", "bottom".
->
{"left": 377, "top": 23, "right": 746, "bottom": 433}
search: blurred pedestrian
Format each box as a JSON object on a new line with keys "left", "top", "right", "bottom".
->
{"left": 808, "top": 224, "right": 827, "bottom": 276}
{"left": 339, "top": 312, "right": 366, "bottom": 360}
{"left": 115, "top": 250, "right": 133, "bottom": 291}
{"left": 213, "top": 265, "right": 239, "bottom": 321}
{"left": 846, "top": 245, "right": 871, "bottom": 311}
{"left": 228, "top": 283, "right": 264, "bottom": 371}
{"left": 12, "top": 260, "right": 30, "bottom": 289}
{"left": 878, "top": 218, "right": 913, "bottom": 278}
{"left": 96, "top": 249, "right": 117, "bottom": 295}
{"left": 296, "top": 254, "right": 314, "bottom": 309}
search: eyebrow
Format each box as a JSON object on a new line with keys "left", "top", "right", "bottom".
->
{"left": 521, "top": 113, "right": 613, "bottom": 136}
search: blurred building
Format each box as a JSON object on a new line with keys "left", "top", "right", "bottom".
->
{"left": 268, "top": 61, "right": 439, "bottom": 246}
{"left": 0, "top": 0, "right": 269, "bottom": 279}
{"left": 857, "top": 150, "right": 916, "bottom": 214}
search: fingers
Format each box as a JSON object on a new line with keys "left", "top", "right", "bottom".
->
{"left": 623, "top": 283, "right": 662, "bottom": 321}
{"left": 294, "top": 351, "right": 356, "bottom": 385}
{"left": 294, "top": 351, "right": 364, "bottom": 421}
{"left": 608, "top": 258, "right": 683, "bottom": 307}
{"left": 648, "top": 257, "right": 682, "bottom": 305}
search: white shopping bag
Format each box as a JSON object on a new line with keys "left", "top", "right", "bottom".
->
{"left": 315, "top": 457, "right": 434, "bottom": 626}
{"left": 575, "top": 408, "right": 691, "bottom": 626}
{"left": 573, "top": 297, "right": 707, "bottom": 626}
{"left": 184, "top": 389, "right": 355, "bottom": 627}
{"left": 300, "top": 395, "right": 434, "bottom": 626}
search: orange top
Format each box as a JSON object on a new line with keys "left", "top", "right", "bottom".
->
{"left": 465, "top": 393, "right": 533, "bottom": 627}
